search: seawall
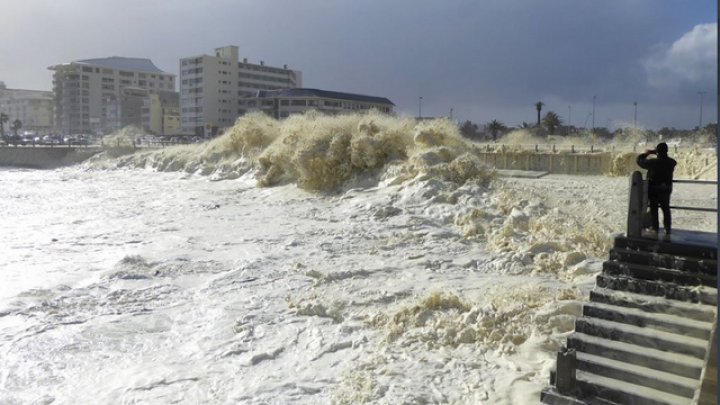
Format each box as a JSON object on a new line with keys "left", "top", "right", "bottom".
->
{"left": 478, "top": 151, "right": 613, "bottom": 175}
{"left": 0, "top": 146, "right": 102, "bottom": 169}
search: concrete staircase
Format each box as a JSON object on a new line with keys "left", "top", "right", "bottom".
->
{"left": 541, "top": 230, "right": 717, "bottom": 405}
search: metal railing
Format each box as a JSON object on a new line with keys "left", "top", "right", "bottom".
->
{"left": 476, "top": 143, "right": 716, "bottom": 155}
{"left": 627, "top": 171, "right": 717, "bottom": 237}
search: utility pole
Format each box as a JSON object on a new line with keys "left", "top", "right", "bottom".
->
{"left": 698, "top": 91, "right": 706, "bottom": 128}
{"left": 450, "top": 108, "right": 453, "bottom": 120}
{"left": 418, "top": 96, "right": 423, "bottom": 119}
{"left": 633, "top": 101, "right": 638, "bottom": 129}
{"left": 591, "top": 95, "right": 596, "bottom": 134}
{"left": 568, "top": 105, "right": 572, "bottom": 135}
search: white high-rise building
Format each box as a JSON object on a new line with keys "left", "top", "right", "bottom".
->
{"left": 179, "top": 46, "right": 302, "bottom": 136}
{"left": 49, "top": 57, "right": 176, "bottom": 135}
{"left": 0, "top": 82, "right": 54, "bottom": 133}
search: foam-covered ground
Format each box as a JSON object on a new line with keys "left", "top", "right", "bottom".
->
{"left": 0, "top": 113, "right": 715, "bottom": 404}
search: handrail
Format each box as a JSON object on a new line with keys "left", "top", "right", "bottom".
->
{"left": 673, "top": 179, "right": 717, "bottom": 185}
{"left": 668, "top": 206, "right": 717, "bottom": 213}
{"left": 627, "top": 171, "right": 717, "bottom": 236}
{"left": 670, "top": 178, "right": 718, "bottom": 213}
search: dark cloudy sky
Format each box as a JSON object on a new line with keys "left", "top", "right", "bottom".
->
{"left": 0, "top": 0, "right": 716, "bottom": 130}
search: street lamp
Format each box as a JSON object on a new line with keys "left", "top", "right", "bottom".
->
{"left": 697, "top": 91, "right": 706, "bottom": 128}
{"left": 591, "top": 95, "right": 596, "bottom": 134}
{"left": 633, "top": 101, "right": 638, "bottom": 129}
{"left": 418, "top": 96, "right": 423, "bottom": 119}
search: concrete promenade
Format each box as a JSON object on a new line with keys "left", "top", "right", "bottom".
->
{"left": 0, "top": 145, "right": 102, "bottom": 169}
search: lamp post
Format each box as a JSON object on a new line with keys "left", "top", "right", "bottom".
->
{"left": 591, "top": 95, "right": 596, "bottom": 134}
{"left": 698, "top": 91, "right": 706, "bottom": 128}
{"left": 633, "top": 101, "right": 637, "bottom": 129}
{"left": 418, "top": 96, "right": 423, "bottom": 119}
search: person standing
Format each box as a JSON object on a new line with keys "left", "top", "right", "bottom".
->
{"left": 636, "top": 142, "right": 677, "bottom": 235}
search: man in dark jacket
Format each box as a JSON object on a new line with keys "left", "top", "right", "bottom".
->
{"left": 636, "top": 142, "right": 677, "bottom": 235}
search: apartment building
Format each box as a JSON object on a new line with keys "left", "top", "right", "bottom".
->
{"left": 141, "top": 91, "right": 180, "bottom": 136}
{"left": 241, "top": 88, "right": 394, "bottom": 119}
{"left": 0, "top": 82, "right": 54, "bottom": 132}
{"left": 48, "top": 57, "right": 176, "bottom": 135}
{"left": 179, "top": 45, "right": 302, "bottom": 136}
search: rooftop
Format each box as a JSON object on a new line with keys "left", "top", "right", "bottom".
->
{"left": 72, "top": 57, "right": 169, "bottom": 74}
{"left": 255, "top": 88, "right": 394, "bottom": 106}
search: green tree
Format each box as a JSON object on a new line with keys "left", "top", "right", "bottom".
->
{"left": 0, "top": 113, "right": 8, "bottom": 140}
{"left": 487, "top": 119, "right": 506, "bottom": 141}
{"left": 11, "top": 119, "right": 22, "bottom": 136}
{"left": 535, "top": 101, "right": 544, "bottom": 126}
{"left": 459, "top": 120, "right": 480, "bottom": 140}
{"left": 542, "top": 111, "right": 562, "bottom": 135}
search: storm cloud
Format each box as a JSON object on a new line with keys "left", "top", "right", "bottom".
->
{"left": 0, "top": 0, "right": 715, "bottom": 129}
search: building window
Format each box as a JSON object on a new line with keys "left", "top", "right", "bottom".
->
{"left": 291, "top": 99, "right": 306, "bottom": 106}
{"left": 280, "top": 100, "right": 289, "bottom": 106}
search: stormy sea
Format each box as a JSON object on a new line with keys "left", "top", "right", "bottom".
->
{"left": 0, "top": 112, "right": 715, "bottom": 404}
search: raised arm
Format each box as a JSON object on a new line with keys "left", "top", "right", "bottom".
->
{"left": 636, "top": 150, "right": 655, "bottom": 170}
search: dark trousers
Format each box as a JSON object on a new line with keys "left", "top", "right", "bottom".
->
{"left": 648, "top": 191, "right": 671, "bottom": 233}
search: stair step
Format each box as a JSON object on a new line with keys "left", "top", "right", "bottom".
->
{"left": 589, "top": 287, "right": 716, "bottom": 323}
{"left": 596, "top": 274, "right": 717, "bottom": 306}
{"left": 602, "top": 260, "right": 716, "bottom": 288}
{"left": 613, "top": 232, "right": 717, "bottom": 260}
{"left": 540, "top": 386, "right": 614, "bottom": 405}
{"left": 575, "top": 370, "right": 691, "bottom": 405}
{"left": 582, "top": 301, "right": 712, "bottom": 339}
{"left": 575, "top": 351, "right": 698, "bottom": 398}
{"left": 610, "top": 247, "right": 717, "bottom": 275}
{"left": 575, "top": 318, "right": 707, "bottom": 359}
{"left": 567, "top": 333, "right": 704, "bottom": 380}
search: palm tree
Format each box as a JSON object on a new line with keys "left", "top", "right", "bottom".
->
{"left": 11, "top": 119, "right": 22, "bottom": 136}
{"left": 0, "top": 113, "right": 8, "bottom": 141}
{"left": 535, "top": 101, "right": 544, "bottom": 126}
{"left": 542, "top": 111, "right": 562, "bottom": 135}
{"left": 487, "top": 119, "right": 506, "bottom": 141}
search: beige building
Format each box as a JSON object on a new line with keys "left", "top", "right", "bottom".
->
{"left": 141, "top": 91, "right": 180, "bottom": 135}
{"left": 179, "top": 45, "right": 302, "bottom": 135}
{"left": 48, "top": 57, "right": 176, "bottom": 135}
{"left": 0, "top": 82, "right": 54, "bottom": 132}
{"left": 242, "top": 88, "right": 394, "bottom": 119}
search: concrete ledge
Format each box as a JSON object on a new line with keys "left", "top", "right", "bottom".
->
{"left": 0, "top": 146, "right": 101, "bottom": 169}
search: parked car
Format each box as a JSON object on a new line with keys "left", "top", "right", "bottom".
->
{"left": 42, "top": 135, "right": 62, "bottom": 145}
{"left": 7, "top": 134, "right": 26, "bottom": 145}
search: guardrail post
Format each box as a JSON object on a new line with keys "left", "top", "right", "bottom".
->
{"left": 627, "top": 171, "right": 645, "bottom": 237}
